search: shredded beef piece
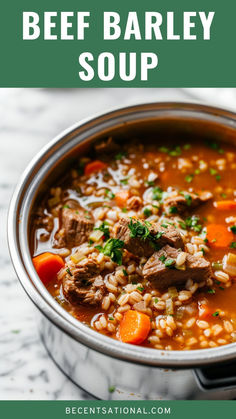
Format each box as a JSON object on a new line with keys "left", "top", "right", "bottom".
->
{"left": 62, "top": 258, "right": 105, "bottom": 305}
{"left": 115, "top": 218, "right": 184, "bottom": 258}
{"left": 164, "top": 191, "right": 212, "bottom": 215}
{"left": 58, "top": 207, "right": 94, "bottom": 247}
{"left": 143, "top": 245, "right": 212, "bottom": 288}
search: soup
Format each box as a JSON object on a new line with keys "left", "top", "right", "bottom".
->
{"left": 31, "top": 135, "right": 236, "bottom": 350}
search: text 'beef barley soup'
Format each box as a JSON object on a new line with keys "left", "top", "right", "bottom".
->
{"left": 31, "top": 136, "right": 236, "bottom": 350}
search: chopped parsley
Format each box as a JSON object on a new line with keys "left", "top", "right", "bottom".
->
{"left": 209, "top": 168, "right": 217, "bottom": 175}
{"left": 128, "top": 218, "right": 162, "bottom": 250}
{"left": 221, "top": 193, "right": 227, "bottom": 198}
{"left": 128, "top": 218, "right": 150, "bottom": 240}
{"left": 108, "top": 316, "right": 114, "bottom": 321}
{"left": 184, "top": 194, "right": 192, "bottom": 206}
{"left": 115, "top": 152, "right": 126, "bottom": 160}
{"left": 159, "top": 255, "right": 167, "bottom": 262}
{"left": 137, "top": 286, "right": 144, "bottom": 293}
{"left": 205, "top": 140, "right": 224, "bottom": 154}
{"left": 154, "top": 298, "right": 159, "bottom": 303}
{"left": 185, "top": 174, "right": 194, "bottom": 183}
{"left": 185, "top": 215, "right": 202, "bottom": 232}
{"left": 169, "top": 146, "right": 182, "bottom": 157}
{"left": 121, "top": 207, "right": 128, "bottom": 213}
{"left": 164, "top": 258, "right": 176, "bottom": 268}
{"left": 96, "top": 238, "right": 124, "bottom": 265}
{"left": 120, "top": 178, "right": 129, "bottom": 185}
{"left": 215, "top": 175, "right": 221, "bottom": 182}
{"left": 161, "top": 223, "right": 168, "bottom": 228}
{"left": 230, "top": 225, "right": 236, "bottom": 234}
{"left": 183, "top": 144, "right": 191, "bottom": 150}
{"left": 169, "top": 206, "right": 178, "bottom": 214}
{"left": 63, "top": 204, "right": 70, "bottom": 209}
{"left": 230, "top": 242, "right": 236, "bottom": 249}
{"left": 94, "top": 221, "right": 110, "bottom": 240}
{"left": 194, "top": 169, "right": 200, "bottom": 175}
{"left": 145, "top": 180, "right": 155, "bottom": 187}
{"left": 66, "top": 268, "right": 72, "bottom": 276}
{"left": 143, "top": 208, "right": 152, "bottom": 218}
{"left": 207, "top": 288, "right": 215, "bottom": 294}
{"left": 158, "top": 146, "right": 169, "bottom": 153}
{"left": 212, "top": 311, "right": 219, "bottom": 317}
{"left": 122, "top": 269, "right": 128, "bottom": 276}
{"left": 108, "top": 386, "right": 116, "bottom": 393}
{"left": 178, "top": 221, "right": 187, "bottom": 230}
{"left": 152, "top": 186, "right": 164, "bottom": 201}
{"left": 105, "top": 189, "right": 115, "bottom": 200}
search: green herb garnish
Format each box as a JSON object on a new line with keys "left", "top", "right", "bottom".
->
{"left": 137, "top": 286, "right": 144, "bottom": 292}
{"left": 183, "top": 144, "right": 191, "bottom": 150}
{"left": 185, "top": 174, "right": 194, "bottom": 183}
{"left": 122, "top": 269, "right": 128, "bottom": 276}
{"left": 115, "top": 152, "right": 126, "bottom": 160}
{"left": 165, "top": 258, "right": 176, "bottom": 267}
{"left": 159, "top": 255, "right": 167, "bottom": 262}
{"left": 94, "top": 221, "right": 110, "bottom": 240}
{"left": 96, "top": 238, "right": 124, "bottom": 265}
{"left": 143, "top": 208, "right": 152, "bottom": 218}
{"left": 120, "top": 178, "right": 129, "bottom": 185}
{"left": 184, "top": 194, "right": 192, "bottom": 206}
{"left": 169, "top": 206, "right": 178, "bottom": 214}
{"left": 212, "top": 311, "right": 219, "bottom": 317}
{"left": 105, "top": 189, "right": 115, "bottom": 200}
{"left": 209, "top": 168, "right": 217, "bottom": 175}
{"left": 207, "top": 288, "right": 215, "bottom": 294}
{"left": 152, "top": 186, "right": 163, "bottom": 201}
{"left": 230, "top": 242, "right": 236, "bottom": 249}
{"left": 230, "top": 226, "right": 236, "bottom": 234}
{"left": 108, "top": 386, "right": 116, "bottom": 393}
{"left": 66, "top": 268, "right": 72, "bottom": 276}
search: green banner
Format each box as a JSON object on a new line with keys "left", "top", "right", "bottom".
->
{"left": 0, "top": 0, "right": 235, "bottom": 87}
{"left": 0, "top": 401, "right": 235, "bottom": 419}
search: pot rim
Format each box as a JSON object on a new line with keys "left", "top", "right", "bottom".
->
{"left": 7, "top": 101, "right": 236, "bottom": 368}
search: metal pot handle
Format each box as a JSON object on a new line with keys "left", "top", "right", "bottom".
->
{"left": 194, "top": 361, "right": 236, "bottom": 391}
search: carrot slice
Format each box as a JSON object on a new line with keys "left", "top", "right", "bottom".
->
{"left": 214, "top": 200, "right": 236, "bottom": 211}
{"left": 207, "top": 224, "right": 234, "bottom": 248}
{"left": 33, "top": 252, "right": 65, "bottom": 286}
{"left": 115, "top": 189, "right": 130, "bottom": 207}
{"left": 84, "top": 160, "right": 107, "bottom": 176}
{"left": 119, "top": 310, "right": 151, "bottom": 345}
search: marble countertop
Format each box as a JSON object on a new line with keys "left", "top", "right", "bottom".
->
{"left": 1, "top": 88, "right": 236, "bottom": 400}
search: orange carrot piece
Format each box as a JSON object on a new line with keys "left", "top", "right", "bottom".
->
{"left": 33, "top": 252, "right": 65, "bottom": 286}
{"left": 198, "top": 304, "right": 211, "bottom": 320}
{"left": 214, "top": 200, "right": 236, "bottom": 211}
{"left": 115, "top": 189, "right": 130, "bottom": 207}
{"left": 119, "top": 310, "right": 151, "bottom": 345}
{"left": 84, "top": 160, "right": 107, "bottom": 176}
{"left": 207, "top": 224, "right": 234, "bottom": 248}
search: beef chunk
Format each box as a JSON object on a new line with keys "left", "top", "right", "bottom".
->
{"left": 115, "top": 218, "right": 184, "bottom": 258}
{"left": 62, "top": 258, "right": 105, "bottom": 305}
{"left": 59, "top": 207, "right": 94, "bottom": 247}
{"left": 164, "top": 191, "right": 212, "bottom": 215}
{"left": 143, "top": 245, "right": 212, "bottom": 288}
{"left": 94, "top": 137, "right": 119, "bottom": 155}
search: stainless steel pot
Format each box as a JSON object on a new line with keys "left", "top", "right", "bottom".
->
{"left": 8, "top": 102, "right": 236, "bottom": 399}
